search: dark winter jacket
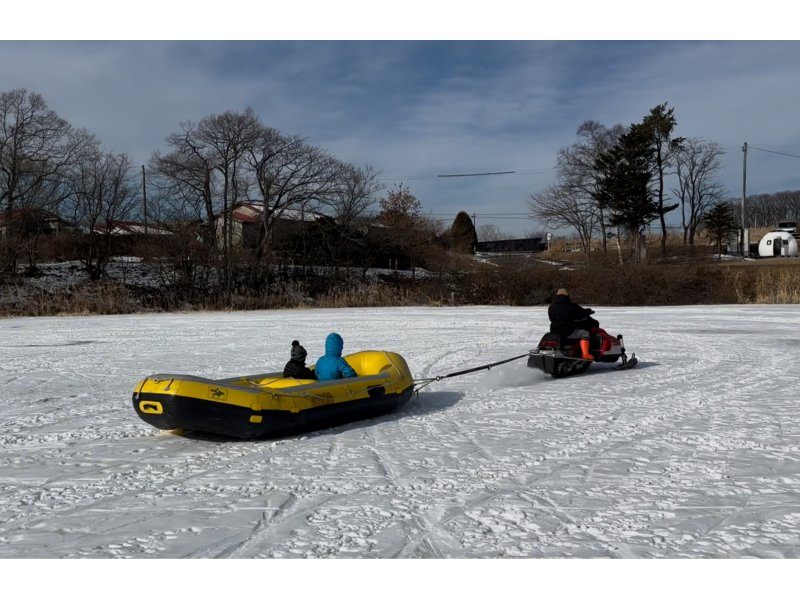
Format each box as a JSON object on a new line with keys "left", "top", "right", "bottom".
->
{"left": 283, "top": 340, "right": 316, "bottom": 379}
{"left": 314, "top": 333, "right": 357, "bottom": 381}
{"left": 548, "top": 295, "right": 594, "bottom": 336}
{"left": 283, "top": 359, "right": 316, "bottom": 380}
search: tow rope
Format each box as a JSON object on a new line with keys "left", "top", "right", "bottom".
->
{"left": 413, "top": 352, "right": 530, "bottom": 392}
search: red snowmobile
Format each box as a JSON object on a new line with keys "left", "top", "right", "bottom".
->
{"left": 527, "top": 312, "right": 637, "bottom": 378}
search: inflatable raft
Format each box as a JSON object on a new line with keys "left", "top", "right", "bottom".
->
{"left": 131, "top": 351, "right": 414, "bottom": 439}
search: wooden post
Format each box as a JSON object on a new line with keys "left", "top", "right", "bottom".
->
{"left": 142, "top": 165, "right": 148, "bottom": 236}
{"left": 741, "top": 142, "right": 747, "bottom": 256}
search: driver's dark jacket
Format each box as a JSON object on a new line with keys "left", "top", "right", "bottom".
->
{"left": 548, "top": 295, "right": 593, "bottom": 336}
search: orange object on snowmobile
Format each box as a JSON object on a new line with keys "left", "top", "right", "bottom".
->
{"left": 528, "top": 327, "right": 637, "bottom": 378}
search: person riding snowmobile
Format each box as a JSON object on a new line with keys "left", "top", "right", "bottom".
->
{"left": 547, "top": 288, "right": 596, "bottom": 360}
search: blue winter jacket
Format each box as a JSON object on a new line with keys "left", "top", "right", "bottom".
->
{"left": 314, "top": 333, "right": 357, "bottom": 381}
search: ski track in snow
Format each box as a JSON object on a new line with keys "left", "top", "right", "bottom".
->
{"left": 2, "top": 305, "right": 800, "bottom": 558}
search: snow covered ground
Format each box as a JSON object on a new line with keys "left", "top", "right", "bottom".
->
{"left": 2, "top": 305, "right": 800, "bottom": 565}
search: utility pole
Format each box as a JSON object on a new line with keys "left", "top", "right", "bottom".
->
{"left": 142, "top": 165, "right": 148, "bottom": 236}
{"left": 742, "top": 142, "right": 748, "bottom": 256}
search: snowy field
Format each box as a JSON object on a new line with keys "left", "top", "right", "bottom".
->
{"left": 2, "top": 305, "right": 800, "bottom": 568}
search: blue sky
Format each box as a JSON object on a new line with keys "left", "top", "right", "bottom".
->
{"left": 2, "top": 6, "right": 799, "bottom": 236}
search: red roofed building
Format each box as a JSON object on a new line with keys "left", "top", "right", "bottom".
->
{"left": 91, "top": 221, "right": 172, "bottom": 236}
{"left": 214, "top": 203, "right": 315, "bottom": 248}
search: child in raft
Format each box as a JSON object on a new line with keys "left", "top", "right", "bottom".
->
{"left": 283, "top": 340, "right": 316, "bottom": 379}
{"left": 314, "top": 333, "right": 357, "bottom": 381}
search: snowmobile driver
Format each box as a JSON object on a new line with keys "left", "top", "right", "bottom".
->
{"left": 547, "top": 288, "right": 597, "bottom": 360}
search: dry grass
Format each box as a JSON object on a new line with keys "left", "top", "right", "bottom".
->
{"left": 3, "top": 258, "right": 800, "bottom": 318}
{"left": 722, "top": 266, "right": 800, "bottom": 303}
{"left": 447, "top": 259, "right": 800, "bottom": 306}
{"left": 1, "top": 281, "right": 144, "bottom": 317}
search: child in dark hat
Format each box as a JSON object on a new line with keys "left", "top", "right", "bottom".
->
{"left": 283, "top": 340, "right": 316, "bottom": 379}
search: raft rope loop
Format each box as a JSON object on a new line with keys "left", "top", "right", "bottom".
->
{"left": 412, "top": 353, "right": 530, "bottom": 393}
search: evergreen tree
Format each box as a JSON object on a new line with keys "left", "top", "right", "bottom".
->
{"left": 595, "top": 123, "right": 658, "bottom": 261}
{"left": 449, "top": 211, "right": 477, "bottom": 254}
{"left": 641, "top": 103, "right": 683, "bottom": 255}
{"left": 703, "top": 201, "right": 737, "bottom": 259}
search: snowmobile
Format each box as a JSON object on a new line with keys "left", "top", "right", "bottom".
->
{"left": 527, "top": 312, "right": 637, "bottom": 378}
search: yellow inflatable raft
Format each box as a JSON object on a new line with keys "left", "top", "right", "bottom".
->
{"left": 131, "top": 351, "right": 414, "bottom": 439}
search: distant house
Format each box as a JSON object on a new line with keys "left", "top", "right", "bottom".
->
{"left": 758, "top": 220, "right": 800, "bottom": 257}
{"left": 758, "top": 221, "right": 800, "bottom": 258}
{"left": 475, "top": 237, "right": 546, "bottom": 253}
{"left": 213, "top": 203, "right": 316, "bottom": 248}
{"left": 758, "top": 231, "right": 798, "bottom": 257}
{"left": 0, "top": 208, "right": 74, "bottom": 238}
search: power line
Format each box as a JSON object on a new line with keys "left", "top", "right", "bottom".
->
{"left": 437, "top": 170, "right": 516, "bottom": 178}
{"left": 378, "top": 167, "right": 555, "bottom": 181}
{"left": 464, "top": 216, "right": 531, "bottom": 220}
{"left": 428, "top": 215, "right": 532, "bottom": 221}
{"left": 366, "top": 211, "right": 532, "bottom": 222}
{"left": 749, "top": 146, "right": 800, "bottom": 159}
{"left": 427, "top": 212, "right": 529, "bottom": 216}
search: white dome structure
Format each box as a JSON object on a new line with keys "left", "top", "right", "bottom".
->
{"left": 758, "top": 231, "right": 799, "bottom": 257}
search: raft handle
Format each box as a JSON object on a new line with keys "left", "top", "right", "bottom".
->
{"left": 139, "top": 400, "right": 164, "bottom": 414}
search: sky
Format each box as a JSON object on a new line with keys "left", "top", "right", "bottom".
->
{"left": 2, "top": 301, "right": 800, "bottom": 586}
{"left": 2, "top": 2, "right": 800, "bottom": 237}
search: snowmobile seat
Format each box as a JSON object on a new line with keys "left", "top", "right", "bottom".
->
{"left": 538, "top": 332, "right": 564, "bottom": 350}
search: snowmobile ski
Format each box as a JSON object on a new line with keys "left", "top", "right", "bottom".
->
{"left": 615, "top": 353, "right": 637, "bottom": 370}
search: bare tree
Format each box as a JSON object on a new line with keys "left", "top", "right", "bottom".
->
{"left": 15, "top": 128, "right": 98, "bottom": 272}
{"left": 152, "top": 111, "right": 374, "bottom": 293}
{"left": 528, "top": 184, "right": 597, "bottom": 258}
{"left": 65, "top": 150, "right": 139, "bottom": 279}
{"left": 247, "top": 131, "right": 344, "bottom": 279}
{"left": 320, "top": 163, "right": 382, "bottom": 274}
{"left": 329, "top": 163, "right": 381, "bottom": 224}
{"left": 0, "top": 89, "right": 90, "bottom": 274}
{"left": 672, "top": 138, "right": 727, "bottom": 247}
{"left": 141, "top": 174, "right": 215, "bottom": 300}
{"left": 195, "top": 109, "right": 261, "bottom": 293}
{"left": 744, "top": 190, "right": 800, "bottom": 228}
{"left": 477, "top": 224, "right": 509, "bottom": 242}
{"left": 772, "top": 191, "right": 800, "bottom": 224}
{"left": 557, "top": 120, "right": 626, "bottom": 254}
{"left": 150, "top": 122, "right": 224, "bottom": 291}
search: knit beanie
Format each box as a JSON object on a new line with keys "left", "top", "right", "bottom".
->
{"left": 291, "top": 340, "right": 307, "bottom": 361}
